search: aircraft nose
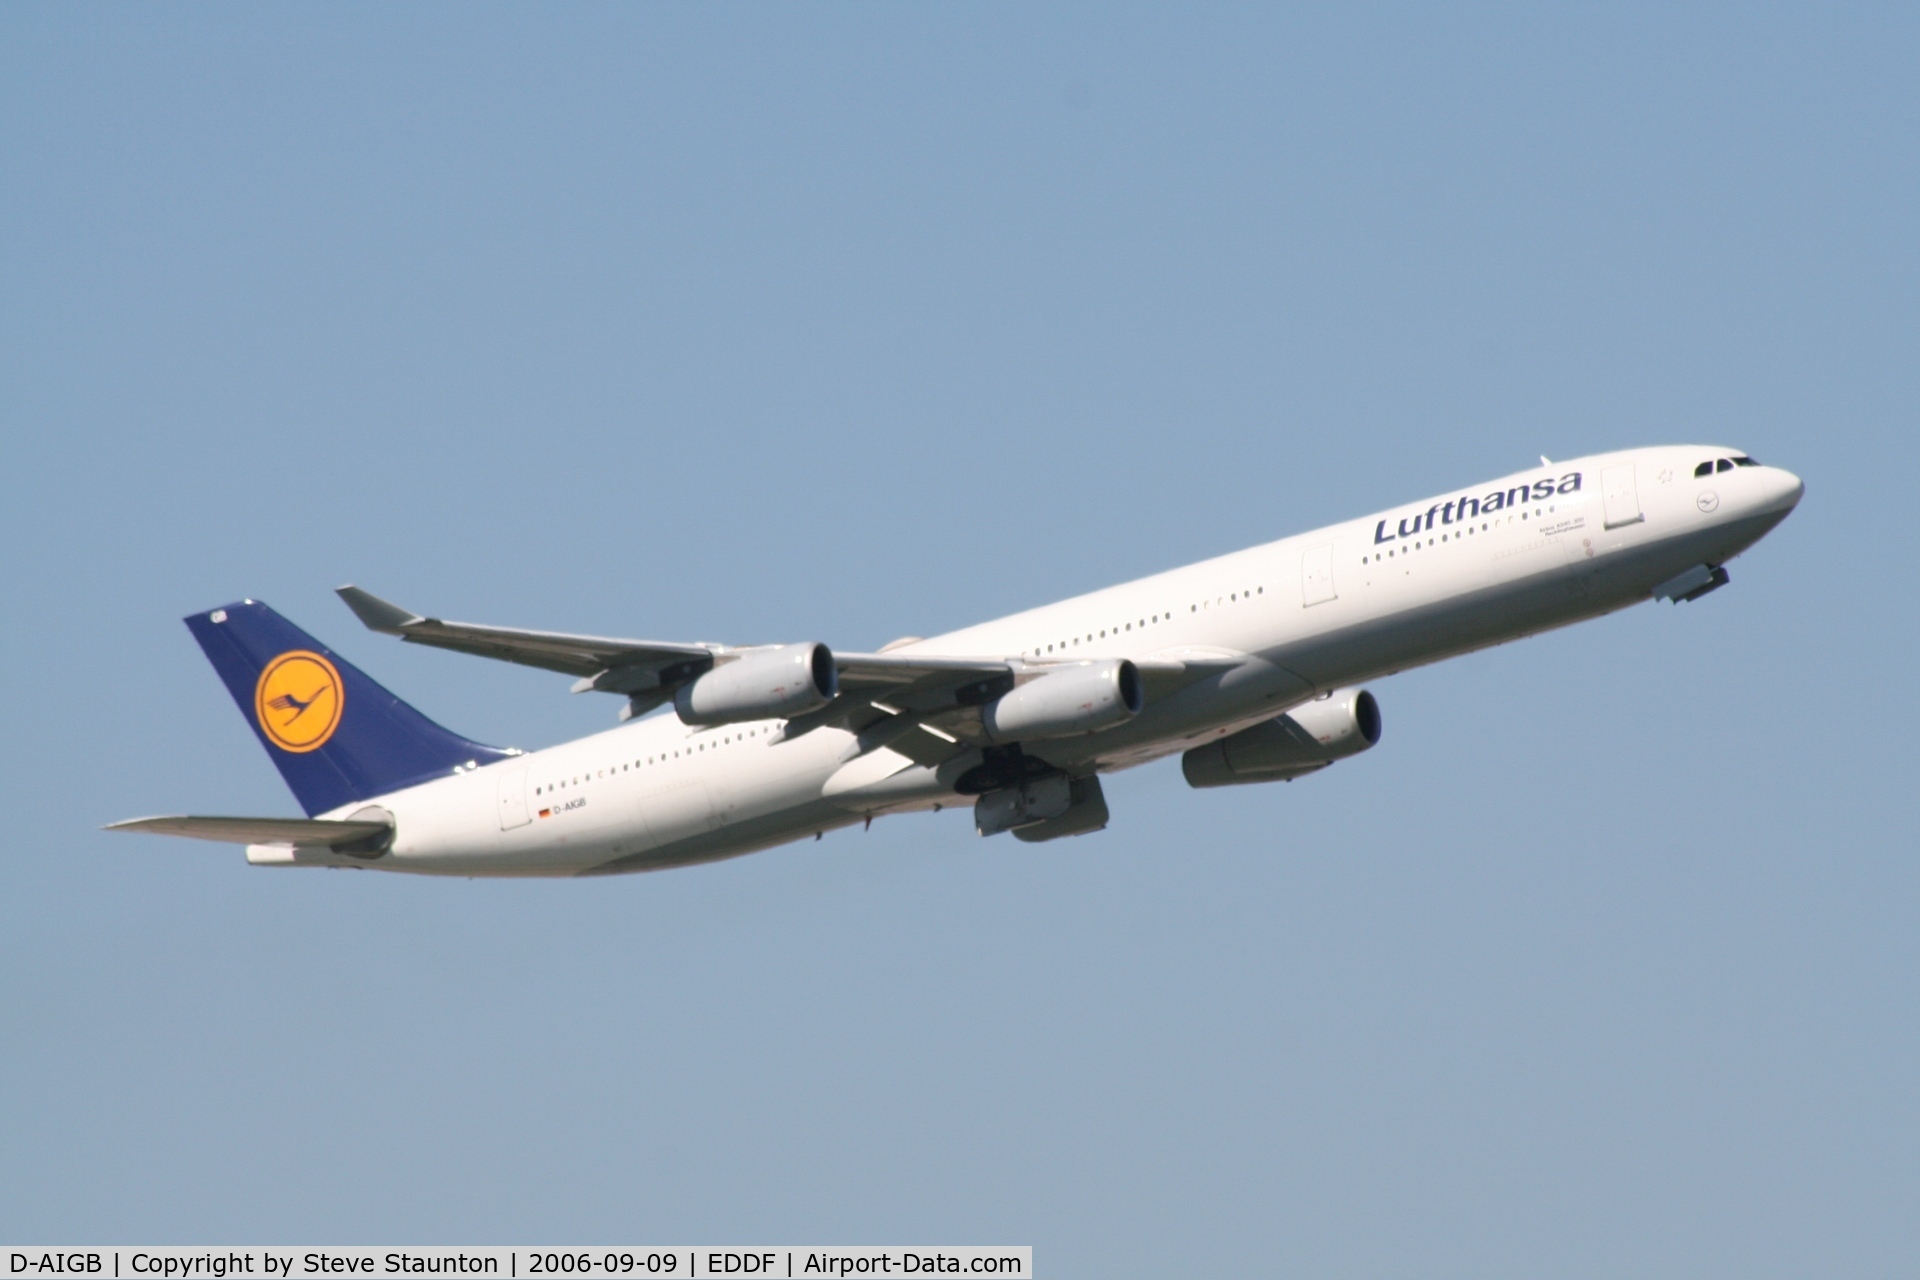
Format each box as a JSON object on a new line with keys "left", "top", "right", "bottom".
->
{"left": 1763, "top": 466, "right": 1805, "bottom": 514}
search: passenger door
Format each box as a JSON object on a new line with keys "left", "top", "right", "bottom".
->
{"left": 1301, "top": 543, "right": 1337, "bottom": 607}
{"left": 1602, "top": 464, "right": 1644, "bottom": 529}
{"left": 495, "top": 764, "right": 530, "bottom": 830}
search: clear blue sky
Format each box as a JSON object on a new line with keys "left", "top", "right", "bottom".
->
{"left": 3, "top": 5, "right": 1916, "bottom": 1275}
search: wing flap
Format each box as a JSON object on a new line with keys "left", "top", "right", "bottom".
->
{"left": 880, "top": 723, "right": 971, "bottom": 768}
{"left": 1134, "top": 656, "right": 1241, "bottom": 701}
{"left": 833, "top": 652, "right": 1013, "bottom": 692}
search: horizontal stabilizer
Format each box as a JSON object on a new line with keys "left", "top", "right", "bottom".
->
{"left": 106, "top": 814, "right": 393, "bottom": 854}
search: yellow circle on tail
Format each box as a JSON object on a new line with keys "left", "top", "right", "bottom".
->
{"left": 254, "top": 650, "right": 344, "bottom": 753}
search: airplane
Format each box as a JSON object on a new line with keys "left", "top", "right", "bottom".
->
{"left": 109, "top": 446, "right": 1803, "bottom": 877}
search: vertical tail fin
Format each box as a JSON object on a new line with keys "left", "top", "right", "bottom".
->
{"left": 185, "top": 600, "right": 512, "bottom": 816}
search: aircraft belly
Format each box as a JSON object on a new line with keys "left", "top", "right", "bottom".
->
{"left": 636, "top": 776, "right": 716, "bottom": 847}
{"left": 583, "top": 799, "right": 860, "bottom": 876}
{"left": 1270, "top": 519, "right": 1751, "bottom": 690}
{"left": 374, "top": 794, "right": 619, "bottom": 876}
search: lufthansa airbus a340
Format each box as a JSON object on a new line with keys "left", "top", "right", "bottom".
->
{"left": 111, "top": 446, "right": 1803, "bottom": 876}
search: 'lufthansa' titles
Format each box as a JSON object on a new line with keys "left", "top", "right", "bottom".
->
{"left": 1374, "top": 472, "right": 1583, "bottom": 545}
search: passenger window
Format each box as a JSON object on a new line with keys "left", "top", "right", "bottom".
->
{"left": 1694, "top": 461, "right": 1713, "bottom": 477}
{"left": 1716, "top": 458, "right": 1734, "bottom": 473}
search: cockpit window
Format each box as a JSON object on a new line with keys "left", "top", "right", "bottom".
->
{"left": 1733, "top": 455, "right": 1759, "bottom": 467}
{"left": 1716, "top": 458, "right": 1734, "bottom": 473}
{"left": 1694, "top": 461, "right": 1714, "bottom": 477}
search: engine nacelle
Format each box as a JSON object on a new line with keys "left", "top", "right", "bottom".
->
{"left": 1181, "top": 687, "right": 1381, "bottom": 788}
{"left": 674, "top": 643, "right": 837, "bottom": 726}
{"left": 981, "top": 660, "right": 1144, "bottom": 743}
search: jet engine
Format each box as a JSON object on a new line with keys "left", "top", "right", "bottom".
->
{"left": 674, "top": 643, "right": 837, "bottom": 725}
{"left": 981, "top": 660, "right": 1143, "bottom": 743}
{"left": 1181, "top": 687, "right": 1381, "bottom": 788}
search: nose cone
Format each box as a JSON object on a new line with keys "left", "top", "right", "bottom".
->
{"left": 1763, "top": 466, "right": 1806, "bottom": 515}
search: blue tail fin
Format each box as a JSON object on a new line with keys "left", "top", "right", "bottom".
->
{"left": 185, "top": 600, "right": 513, "bottom": 816}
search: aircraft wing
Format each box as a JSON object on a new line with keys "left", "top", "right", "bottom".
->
{"left": 337, "top": 586, "right": 1014, "bottom": 712}
{"left": 106, "top": 814, "right": 393, "bottom": 851}
{"left": 337, "top": 585, "right": 714, "bottom": 690}
{"left": 335, "top": 586, "right": 1237, "bottom": 751}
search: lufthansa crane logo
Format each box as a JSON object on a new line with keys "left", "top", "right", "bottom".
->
{"left": 254, "top": 650, "right": 344, "bottom": 753}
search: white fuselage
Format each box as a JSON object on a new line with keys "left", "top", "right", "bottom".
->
{"left": 265, "top": 446, "right": 1802, "bottom": 876}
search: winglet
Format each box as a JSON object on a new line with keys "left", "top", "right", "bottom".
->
{"left": 336, "top": 585, "right": 424, "bottom": 634}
